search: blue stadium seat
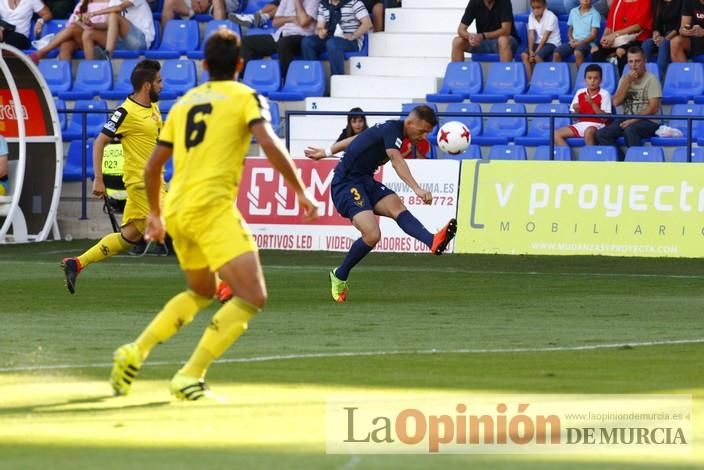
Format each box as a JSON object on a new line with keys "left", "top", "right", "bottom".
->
{"left": 440, "top": 144, "right": 482, "bottom": 160}
{"left": 55, "top": 98, "right": 67, "bottom": 131}
{"left": 401, "top": 102, "right": 437, "bottom": 118}
{"left": 558, "top": 21, "right": 569, "bottom": 45}
{"left": 159, "top": 99, "right": 177, "bottom": 120}
{"left": 578, "top": 145, "right": 617, "bottom": 161}
{"left": 100, "top": 59, "right": 139, "bottom": 100}
{"left": 269, "top": 100, "right": 282, "bottom": 135}
{"left": 662, "top": 63, "right": 704, "bottom": 104}
{"left": 651, "top": 104, "right": 704, "bottom": 146}
{"left": 515, "top": 62, "right": 571, "bottom": 103}
{"left": 200, "top": 69, "right": 210, "bottom": 84}
{"left": 442, "top": 102, "right": 483, "bottom": 139}
{"left": 145, "top": 20, "right": 200, "bottom": 59}
{"left": 515, "top": 103, "right": 570, "bottom": 146}
{"left": 473, "top": 103, "right": 527, "bottom": 145}
{"left": 488, "top": 145, "right": 527, "bottom": 160}
{"left": 671, "top": 147, "right": 704, "bottom": 162}
{"left": 38, "top": 59, "right": 72, "bottom": 95}
{"left": 468, "top": 62, "right": 526, "bottom": 103}
{"left": 269, "top": 61, "right": 325, "bottom": 101}
{"left": 163, "top": 158, "right": 174, "bottom": 182}
{"left": 533, "top": 145, "right": 572, "bottom": 161}
{"left": 160, "top": 59, "right": 197, "bottom": 99}
{"left": 186, "top": 20, "right": 241, "bottom": 59}
{"left": 63, "top": 140, "right": 94, "bottom": 181}
{"left": 243, "top": 59, "right": 281, "bottom": 96}
{"left": 624, "top": 146, "right": 665, "bottom": 162}
{"left": 559, "top": 62, "right": 617, "bottom": 103}
{"left": 243, "top": 0, "right": 270, "bottom": 13}
{"left": 62, "top": 100, "right": 108, "bottom": 142}
{"left": 426, "top": 62, "right": 482, "bottom": 103}
{"left": 58, "top": 60, "right": 113, "bottom": 100}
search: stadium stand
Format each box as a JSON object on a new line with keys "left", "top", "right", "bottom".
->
{"left": 469, "top": 62, "right": 527, "bottom": 103}
{"left": 671, "top": 147, "right": 704, "bottom": 162}
{"left": 243, "top": 59, "right": 282, "bottom": 96}
{"left": 59, "top": 60, "right": 113, "bottom": 100}
{"left": 533, "top": 145, "right": 572, "bottom": 161}
{"left": 187, "top": 20, "right": 241, "bottom": 60}
{"left": 661, "top": 63, "right": 704, "bottom": 105}
{"left": 159, "top": 59, "right": 198, "bottom": 99}
{"left": 39, "top": 59, "right": 72, "bottom": 95}
{"left": 63, "top": 140, "right": 95, "bottom": 181}
{"left": 515, "top": 103, "right": 570, "bottom": 146}
{"left": 269, "top": 61, "right": 326, "bottom": 101}
{"left": 145, "top": 20, "right": 200, "bottom": 60}
{"left": 579, "top": 146, "right": 618, "bottom": 161}
{"left": 651, "top": 104, "right": 704, "bottom": 147}
{"left": 472, "top": 103, "right": 527, "bottom": 145}
{"left": 559, "top": 62, "right": 617, "bottom": 103}
{"left": 426, "top": 61, "right": 482, "bottom": 103}
{"left": 100, "top": 59, "right": 140, "bottom": 100}
{"left": 488, "top": 145, "right": 527, "bottom": 160}
{"left": 515, "top": 62, "right": 571, "bottom": 103}
{"left": 63, "top": 100, "right": 109, "bottom": 142}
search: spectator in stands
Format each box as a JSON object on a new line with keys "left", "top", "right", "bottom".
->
{"left": 240, "top": 0, "right": 319, "bottom": 79}
{"left": 361, "top": 0, "right": 382, "bottom": 32}
{"left": 232, "top": 0, "right": 280, "bottom": 28}
{"left": 0, "top": 134, "right": 8, "bottom": 197}
{"left": 451, "top": 0, "right": 519, "bottom": 63}
{"left": 670, "top": 0, "right": 704, "bottom": 63}
{"left": 553, "top": 0, "right": 600, "bottom": 68}
{"left": 589, "top": 0, "right": 651, "bottom": 74}
{"left": 30, "top": 0, "right": 110, "bottom": 62}
{"left": 301, "top": 0, "right": 372, "bottom": 76}
{"left": 0, "top": 0, "right": 52, "bottom": 50}
{"left": 336, "top": 107, "right": 368, "bottom": 141}
{"left": 595, "top": 46, "right": 661, "bottom": 160}
{"left": 82, "top": 0, "right": 156, "bottom": 59}
{"left": 554, "top": 63, "right": 612, "bottom": 146}
{"left": 641, "top": 0, "right": 680, "bottom": 79}
{"left": 44, "top": 0, "right": 77, "bottom": 19}
{"left": 521, "top": 0, "right": 561, "bottom": 80}
{"left": 161, "top": 0, "right": 226, "bottom": 29}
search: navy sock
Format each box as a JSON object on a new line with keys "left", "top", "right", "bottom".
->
{"left": 396, "top": 210, "right": 433, "bottom": 247}
{"left": 335, "top": 238, "right": 374, "bottom": 281}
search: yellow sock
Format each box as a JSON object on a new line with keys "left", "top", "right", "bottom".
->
{"left": 77, "top": 232, "right": 133, "bottom": 268}
{"left": 180, "top": 297, "right": 260, "bottom": 379}
{"left": 135, "top": 290, "right": 213, "bottom": 360}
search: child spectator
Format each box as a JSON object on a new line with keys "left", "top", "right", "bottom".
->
{"left": 554, "top": 63, "right": 612, "bottom": 146}
{"left": 553, "top": 0, "right": 600, "bottom": 67}
{"left": 642, "top": 0, "right": 681, "bottom": 79}
{"left": 521, "top": 0, "right": 561, "bottom": 80}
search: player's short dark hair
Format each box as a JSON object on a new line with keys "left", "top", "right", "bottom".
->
{"left": 131, "top": 59, "right": 161, "bottom": 91}
{"left": 627, "top": 45, "right": 645, "bottom": 57}
{"left": 584, "top": 64, "right": 602, "bottom": 78}
{"left": 205, "top": 28, "right": 241, "bottom": 80}
{"left": 411, "top": 105, "right": 438, "bottom": 127}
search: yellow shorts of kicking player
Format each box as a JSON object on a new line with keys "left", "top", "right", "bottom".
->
{"left": 122, "top": 182, "right": 165, "bottom": 235}
{"left": 165, "top": 203, "right": 258, "bottom": 272}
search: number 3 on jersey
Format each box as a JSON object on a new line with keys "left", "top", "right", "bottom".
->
{"left": 185, "top": 103, "right": 213, "bottom": 149}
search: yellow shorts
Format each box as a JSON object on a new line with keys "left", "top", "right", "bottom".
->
{"left": 166, "top": 203, "right": 258, "bottom": 272}
{"left": 122, "top": 182, "right": 165, "bottom": 235}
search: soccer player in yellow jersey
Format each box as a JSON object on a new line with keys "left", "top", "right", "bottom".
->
{"left": 109, "top": 29, "right": 319, "bottom": 400}
{"left": 60, "top": 59, "right": 165, "bottom": 294}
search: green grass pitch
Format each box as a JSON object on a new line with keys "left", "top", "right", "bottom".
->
{"left": 0, "top": 241, "right": 702, "bottom": 469}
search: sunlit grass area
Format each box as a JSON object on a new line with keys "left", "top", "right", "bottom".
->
{"left": 1, "top": 242, "right": 702, "bottom": 468}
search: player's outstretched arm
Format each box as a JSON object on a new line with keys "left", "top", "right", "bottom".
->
{"left": 143, "top": 143, "right": 171, "bottom": 243}
{"left": 388, "top": 149, "right": 432, "bottom": 204}
{"left": 91, "top": 132, "right": 111, "bottom": 197}
{"left": 251, "top": 121, "right": 320, "bottom": 222}
{"left": 304, "top": 134, "right": 358, "bottom": 160}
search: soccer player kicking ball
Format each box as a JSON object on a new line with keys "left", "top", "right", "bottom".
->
{"left": 60, "top": 59, "right": 165, "bottom": 294}
{"left": 305, "top": 105, "right": 457, "bottom": 303}
{"left": 109, "top": 29, "right": 319, "bottom": 400}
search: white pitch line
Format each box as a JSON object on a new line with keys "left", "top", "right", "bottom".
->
{"left": 1, "top": 338, "right": 703, "bottom": 373}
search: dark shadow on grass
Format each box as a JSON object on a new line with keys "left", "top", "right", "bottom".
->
{"left": 0, "top": 395, "right": 170, "bottom": 417}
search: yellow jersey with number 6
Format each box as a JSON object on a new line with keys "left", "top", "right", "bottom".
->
{"left": 158, "top": 80, "right": 270, "bottom": 217}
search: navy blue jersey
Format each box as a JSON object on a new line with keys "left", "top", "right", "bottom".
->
{"left": 334, "top": 120, "right": 404, "bottom": 179}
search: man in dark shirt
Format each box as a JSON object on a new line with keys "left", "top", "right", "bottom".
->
{"left": 671, "top": 0, "right": 704, "bottom": 61}
{"left": 305, "top": 105, "right": 457, "bottom": 303}
{"left": 451, "top": 0, "right": 519, "bottom": 62}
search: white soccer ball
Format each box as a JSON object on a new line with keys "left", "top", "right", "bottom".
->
{"left": 437, "top": 121, "right": 471, "bottom": 155}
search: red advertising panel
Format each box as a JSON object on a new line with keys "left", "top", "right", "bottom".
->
{"left": 0, "top": 89, "right": 48, "bottom": 137}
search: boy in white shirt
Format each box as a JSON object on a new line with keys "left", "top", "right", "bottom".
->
{"left": 520, "top": 0, "right": 561, "bottom": 80}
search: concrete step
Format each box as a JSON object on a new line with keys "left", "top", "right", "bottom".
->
{"left": 304, "top": 97, "right": 413, "bottom": 112}
{"left": 348, "top": 57, "right": 449, "bottom": 77}
{"left": 385, "top": 9, "right": 462, "bottom": 34}
{"left": 288, "top": 115, "right": 390, "bottom": 141}
{"left": 331, "top": 75, "right": 439, "bottom": 99}
{"left": 369, "top": 32, "right": 455, "bottom": 58}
